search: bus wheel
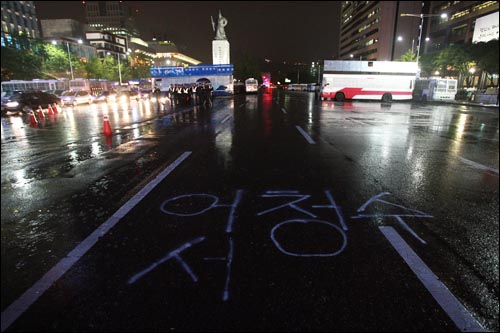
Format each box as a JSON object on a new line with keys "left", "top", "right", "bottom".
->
{"left": 382, "top": 93, "right": 392, "bottom": 103}
{"left": 335, "top": 92, "right": 345, "bottom": 102}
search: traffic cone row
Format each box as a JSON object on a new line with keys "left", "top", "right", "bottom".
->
{"left": 28, "top": 106, "right": 112, "bottom": 137}
{"left": 28, "top": 105, "right": 60, "bottom": 127}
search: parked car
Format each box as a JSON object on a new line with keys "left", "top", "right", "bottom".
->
{"left": 61, "top": 90, "right": 93, "bottom": 106}
{"left": 1, "top": 91, "right": 61, "bottom": 114}
{"left": 93, "top": 90, "right": 118, "bottom": 103}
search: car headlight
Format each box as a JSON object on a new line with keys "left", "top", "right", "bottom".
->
{"left": 6, "top": 101, "right": 19, "bottom": 107}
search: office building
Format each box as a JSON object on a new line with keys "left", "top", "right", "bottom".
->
{"left": 1, "top": 1, "right": 40, "bottom": 47}
{"left": 339, "top": 1, "right": 422, "bottom": 61}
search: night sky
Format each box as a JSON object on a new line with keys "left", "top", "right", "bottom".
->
{"left": 34, "top": 1, "right": 340, "bottom": 64}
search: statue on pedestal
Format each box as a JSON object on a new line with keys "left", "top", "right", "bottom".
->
{"left": 211, "top": 10, "right": 228, "bottom": 40}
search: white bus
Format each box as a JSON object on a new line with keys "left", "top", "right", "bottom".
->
{"left": 321, "top": 60, "right": 418, "bottom": 102}
{"left": 1, "top": 79, "right": 69, "bottom": 93}
{"left": 412, "top": 78, "right": 458, "bottom": 102}
{"left": 245, "top": 78, "right": 258, "bottom": 93}
{"left": 288, "top": 83, "right": 308, "bottom": 91}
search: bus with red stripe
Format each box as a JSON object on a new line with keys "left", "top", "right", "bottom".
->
{"left": 321, "top": 60, "right": 418, "bottom": 103}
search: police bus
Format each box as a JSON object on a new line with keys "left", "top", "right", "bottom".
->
{"left": 321, "top": 60, "right": 418, "bottom": 102}
{"left": 412, "top": 78, "right": 458, "bottom": 102}
{"left": 1, "top": 79, "right": 69, "bottom": 94}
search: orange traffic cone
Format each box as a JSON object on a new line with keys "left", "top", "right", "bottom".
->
{"left": 36, "top": 105, "right": 45, "bottom": 120}
{"left": 29, "top": 110, "right": 38, "bottom": 127}
{"left": 47, "top": 104, "right": 54, "bottom": 115}
{"left": 52, "top": 103, "right": 59, "bottom": 114}
{"left": 103, "top": 114, "right": 113, "bottom": 135}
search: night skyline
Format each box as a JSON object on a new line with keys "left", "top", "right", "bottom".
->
{"left": 34, "top": 1, "right": 341, "bottom": 64}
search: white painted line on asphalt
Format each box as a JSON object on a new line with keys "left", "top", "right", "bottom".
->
{"left": 346, "top": 117, "right": 372, "bottom": 126}
{"left": 458, "top": 156, "right": 499, "bottom": 175}
{"left": 221, "top": 114, "right": 232, "bottom": 124}
{"left": 379, "top": 226, "right": 486, "bottom": 332}
{"left": 0, "top": 151, "right": 192, "bottom": 332}
{"left": 281, "top": 107, "right": 287, "bottom": 114}
{"left": 295, "top": 126, "right": 316, "bottom": 144}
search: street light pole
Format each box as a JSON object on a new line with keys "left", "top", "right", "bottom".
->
{"left": 65, "top": 42, "right": 74, "bottom": 80}
{"left": 117, "top": 53, "right": 122, "bottom": 85}
{"left": 401, "top": 12, "right": 447, "bottom": 78}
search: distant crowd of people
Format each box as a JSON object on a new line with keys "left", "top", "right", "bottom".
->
{"left": 154, "top": 83, "right": 214, "bottom": 108}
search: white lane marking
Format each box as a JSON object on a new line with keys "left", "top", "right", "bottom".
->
{"left": 0, "top": 151, "right": 192, "bottom": 332}
{"left": 221, "top": 114, "right": 232, "bottom": 124}
{"left": 379, "top": 226, "right": 486, "bottom": 332}
{"left": 345, "top": 117, "right": 372, "bottom": 126}
{"left": 281, "top": 107, "right": 287, "bottom": 114}
{"left": 295, "top": 126, "right": 316, "bottom": 144}
{"left": 458, "top": 157, "right": 499, "bottom": 175}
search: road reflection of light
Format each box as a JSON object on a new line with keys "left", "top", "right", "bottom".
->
{"left": 91, "top": 140, "right": 101, "bottom": 156}
{"left": 119, "top": 98, "right": 129, "bottom": 109}
{"left": 449, "top": 113, "right": 468, "bottom": 156}
{"left": 410, "top": 156, "right": 424, "bottom": 186}
{"left": 100, "top": 103, "right": 109, "bottom": 115}
{"left": 89, "top": 103, "right": 99, "bottom": 112}
{"left": 406, "top": 140, "right": 414, "bottom": 159}
{"left": 130, "top": 104, "right": 140, "bottom": 123}
{"left": 132, "top": 127, "right": 140, "bottom": 139}
{"left": 62, "top": 107, "right": 79, "bottom": 139}
{"left": 215, "top": 127, "right": 233, "bottom": 168}
{"left": 118, "top": 134, "right": 124, "bottom": 144}
{"left": 111, "top": 103, "right": 120, "bottom": 121}
{"left": 455, "top": 113, "right": 468, "bottom": 140}
{"left": 143, "top": 101, "right": 152, "bottom": 117}
{"left": 12, "top": 169, "right": 31, "bottom": 188}
{"left": 90, "top": 105, "right": 101, "bottom": 133}
{"left": 68, "top": 146, "right": 79, "bottom": 165}
{"left": 121, "top": 105, "right": 131, "bottom": 122}
{"left": 2, "top": 117, "right": 27, "bottom": 143}
{"left": 307, "top": 96, "right": 314, "bottom": 124}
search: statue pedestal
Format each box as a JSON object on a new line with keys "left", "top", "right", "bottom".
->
{"left": 212, "top": 40, "right": 230, "bottom": 65}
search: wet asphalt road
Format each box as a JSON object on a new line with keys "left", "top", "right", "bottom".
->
{"left": 1, "top": 91, "right": 498, "bottom": 331}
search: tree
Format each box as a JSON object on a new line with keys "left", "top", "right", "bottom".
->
{"left": 85, "top": 56, "right": 105, "bottom": 79}
{"left": 1, "top": 45, "right": 44, "bottom": 80}
{"left": 398, "top": 49, "right": 417, "bottom": 62}
{"left": 433, "top": 44, "right": 474, "bottom": 87}
{"left": 130, "top": 53, "right": 153, "bottom": 79}
{"left": 470, "top": 40, "right": 499, "bottom": 88}
{"left": 41, "top": 44, "right": 71, "bottom": 78}
{"left": 102, "top": 56, "right": 119, "bottom": 81}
